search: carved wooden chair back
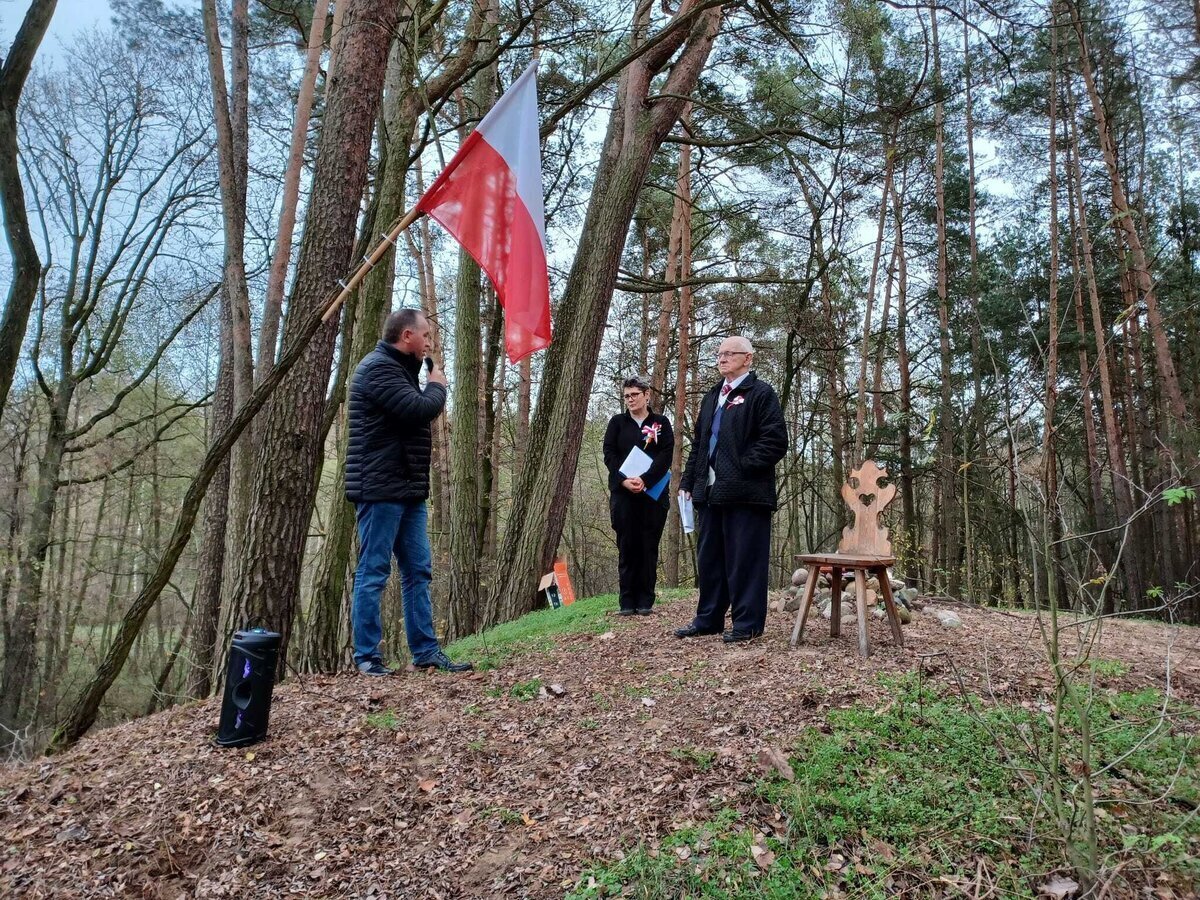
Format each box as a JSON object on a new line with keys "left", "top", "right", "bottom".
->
{"left": 836, "top": 460, "right": 896, "bottom": 559}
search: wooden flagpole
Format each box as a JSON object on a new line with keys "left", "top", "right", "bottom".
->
{"left": 320, "top": 205, "right": 426, "bottom": 322}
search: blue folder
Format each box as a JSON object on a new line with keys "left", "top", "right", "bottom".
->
{"left": 646, "top": 471, "right": 671, "bottom": 501}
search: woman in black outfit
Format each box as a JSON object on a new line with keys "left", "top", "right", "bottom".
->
{"left": 603, "top": 376, "right": 674, "bottom": 616}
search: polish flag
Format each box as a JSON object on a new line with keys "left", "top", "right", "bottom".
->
{"left": 416, "top": 64, "right": 551, "bottom": 363}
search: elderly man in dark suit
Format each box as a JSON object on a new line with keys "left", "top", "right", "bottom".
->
{"left": 345, "top": 308, "right": 471, "bottom": 676}
{"left": 676, "top": 336, "right": 788, "bottom": 643}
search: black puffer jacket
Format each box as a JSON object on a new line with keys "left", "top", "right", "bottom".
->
{"left": 680, "top": 371, "right": 788, "bottom": 509}
{"left": 345, "top": 342, "right": 446, "bottom": 503}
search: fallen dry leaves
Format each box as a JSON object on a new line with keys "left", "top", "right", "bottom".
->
{"left": 0, "top": 601, "right": 1197, "bottom": 898}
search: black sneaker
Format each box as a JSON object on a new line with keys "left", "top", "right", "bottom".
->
{"left": 413, "top": 651, "right": 473, "bottom": 673}
{"left": 357, "top": 660, "right": 394, "bottom": 676}
{"left": 635, "top": 608, "right": 653, "bottom": 616}
{"left": 617, "top": 609, "right": 636, "bottom": 617}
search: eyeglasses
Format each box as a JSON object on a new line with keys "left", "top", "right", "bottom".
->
{"left": 715, "top": 350, "right": 750, "bottom": 360}
{"left": 622, "top": 392, "right": 645, "bottom": 400}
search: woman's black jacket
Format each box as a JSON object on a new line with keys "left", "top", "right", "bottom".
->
{"left": 602, "top": 410, "right": 675, "bottom": 509}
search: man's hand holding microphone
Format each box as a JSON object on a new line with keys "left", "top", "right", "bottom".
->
{"left": 424, "top": 356, "right": 448, "bottom": 388}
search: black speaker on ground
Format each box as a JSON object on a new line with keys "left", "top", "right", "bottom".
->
{"left": 215, "top": 628, "right": 280, "bottom": 747}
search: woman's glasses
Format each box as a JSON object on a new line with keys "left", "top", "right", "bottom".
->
{"left": 623, "top": 392, "right": 644, "bottom": 400}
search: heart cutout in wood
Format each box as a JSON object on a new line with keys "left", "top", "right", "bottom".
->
{"left": 857, "top": 493, "right": 876, "bottom": 507}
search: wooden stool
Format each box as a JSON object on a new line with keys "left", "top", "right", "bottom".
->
{"left": 790, "top": 460, "right": 904, "bottom": 657}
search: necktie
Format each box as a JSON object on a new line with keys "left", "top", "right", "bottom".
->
{"left": 708, "top": 384, "right": 732, "bottom": 463}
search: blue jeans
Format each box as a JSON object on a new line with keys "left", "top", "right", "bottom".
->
{"left": 351, "top": 501, "right": 440, "bottom": 665}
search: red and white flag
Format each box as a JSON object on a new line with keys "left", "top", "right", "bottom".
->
{"left": 416, "top": 64, "right": 551, "bottom": 363}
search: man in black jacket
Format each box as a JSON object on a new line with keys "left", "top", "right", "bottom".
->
{"left": 346, "top": 309, "right": 471, "bottom": 675}
{"left": 676, "top": 336, "right": 788, "bottom": 642}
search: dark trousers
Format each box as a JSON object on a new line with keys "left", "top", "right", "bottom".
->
{"left": 693, "top": 504, "right": 772, "bottom": 634}
{"left": 611, "top": 493, "right": 669, "bottom": 611}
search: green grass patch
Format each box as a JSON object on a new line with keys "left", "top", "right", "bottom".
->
{"left": 445, "top": 589, "right": 692, "bottom": 668}
{"left": 484, "top": 806, "right": 523, "bottom": 825}
{"left": 364, "top": 709, "right": 402, "bottom": 730}
{"left": 1086, "top": 657, "right": 1130, "bottom": 678}
{"left": 669, "top": 747, "right": 716, "bottom": 772}
{"left": 509, "top": 678, "right": 542, "bottom": 701}
{"left": 571, "top": 676, "right": 1199, "bottom": 898}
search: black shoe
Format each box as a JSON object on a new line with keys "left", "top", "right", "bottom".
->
{"left": 414, "top": 651, "right": 473, "bottom": 673}
{"left": 357, "top": 660, "right": 395, "bottom": 677}
{"left": 722, "top": 629, "right": 763, "bottom": 644}
{"left": 635, "top": 608, "right": 653, "bottom": 616}
{"left": 674, "top": 623, "right": 721, "bottom": 638}
{"left": 617, "top": 608, "right": 637, "bottom": 617}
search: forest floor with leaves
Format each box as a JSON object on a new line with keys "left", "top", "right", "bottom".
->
{"left": 2, "top": 591, "right": 1199, "bottom": 899}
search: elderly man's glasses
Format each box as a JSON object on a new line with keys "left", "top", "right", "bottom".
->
{"left": 715, "top": 350, "right": 750, "bottom": 360}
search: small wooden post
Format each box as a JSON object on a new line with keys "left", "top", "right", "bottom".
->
{"left": 853, "top": 569, "right": 870, "bottom": 657}
{"left": 830, "top": 566, "right": 843, "bottom": 637}
{"left": 876, "top": 566, "right": 904, "bottom": 647}
{"left": 791, "top": 568, "right": 819, "bottom": 646}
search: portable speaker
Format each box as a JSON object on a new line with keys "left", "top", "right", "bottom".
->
{"left": 215, "top": 628, "right": 281, "bottom": 747}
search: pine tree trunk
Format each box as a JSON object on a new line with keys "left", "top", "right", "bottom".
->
{"left": 201, "top": 0, "right": 255, "bottom": 603}
{"left": 650, "top": 111, "right": 692, "bottom": 398}
{"left": 301, "top": 35, "right": 424, "bottom": 671}
{"left": 930, "top": 2, "right": 959, "bottom": 596}
{"left": 1044, "top": 2, "right": 1064, "bottom": 612}
{"left": 487, "top": 2, "right": 723, "bottom": 623}
{"left": 447, "top": 18, "right": 499, "bottom": 640}
{"left": 870, "top": 237, "right": 897, "bottom": 443}
{"left": 482, "top": 296, "right": 504, "bottom": 560}
{"left": 408, "top": 154, "right": 451, "bottom": 534}
{"left": 665, "top": 127, "right": 695, "bottom": 589}
{"left": 227, "top": 0, "right": 402, "bottom": 673}
{"left": 853, "top": 136, "right": 894, "bottom": 462}
{"left": 1066, "top": 82, "right": 1142, "bottom": 611}
{"left": 798, "top": 174, "right": 846, "bottom": 536}
{"left": 963, "top": 0, "right": 986, "bottom": 472}
{"left": 259, "top": 1, "right": 330, "bottom": 374}
{"left": 1067, "top": 183, "right": 1109, "bottom": 577}
{"left": 447, "top": 242, "right": 485, "bottom": 637}
{"left": 1067, "top": 0, "right": 1190, "bottom": 449}
{"left": 187, "top": 295, "right": 234, "bottom": 698}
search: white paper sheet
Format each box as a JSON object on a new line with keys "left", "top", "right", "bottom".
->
{"left": 619, "top": 446, "right": 653, "bottom": 478}
{"left": 678, "top": 493, "right": 695, "bottom": 534}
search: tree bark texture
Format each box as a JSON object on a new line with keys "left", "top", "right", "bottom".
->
{"left": 664, "top": 110, "right": 694, "bottom": 588}
{"left": 930, "top": 2, "right": 959, "bottom": 596}
{"left": 185, "top": 292, "right": 235, "bottom": 698}
{"left": 1066, "top": 82, "right": 1143, "bottom": 609}
{"left": 1067, "top": 0, "right": 1190, "bottom": 453}
{"left": 225, "top": 0, "right": 402, "bottom": 674}
{"left": 0, "top": 0, "right": 58, "bottom": 421}
{"left": 487, "top": 2, "right": 724, "bottom": 624}
{"left": 447, "top": 6, "right": 498, "bottom": 642}
{"left": 260, "top": 1, "right": 331, "bottom": 375}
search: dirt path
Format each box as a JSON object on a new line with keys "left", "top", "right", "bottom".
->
{"left": 3, "top": 599, "right": 1198, "bottom": 898}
